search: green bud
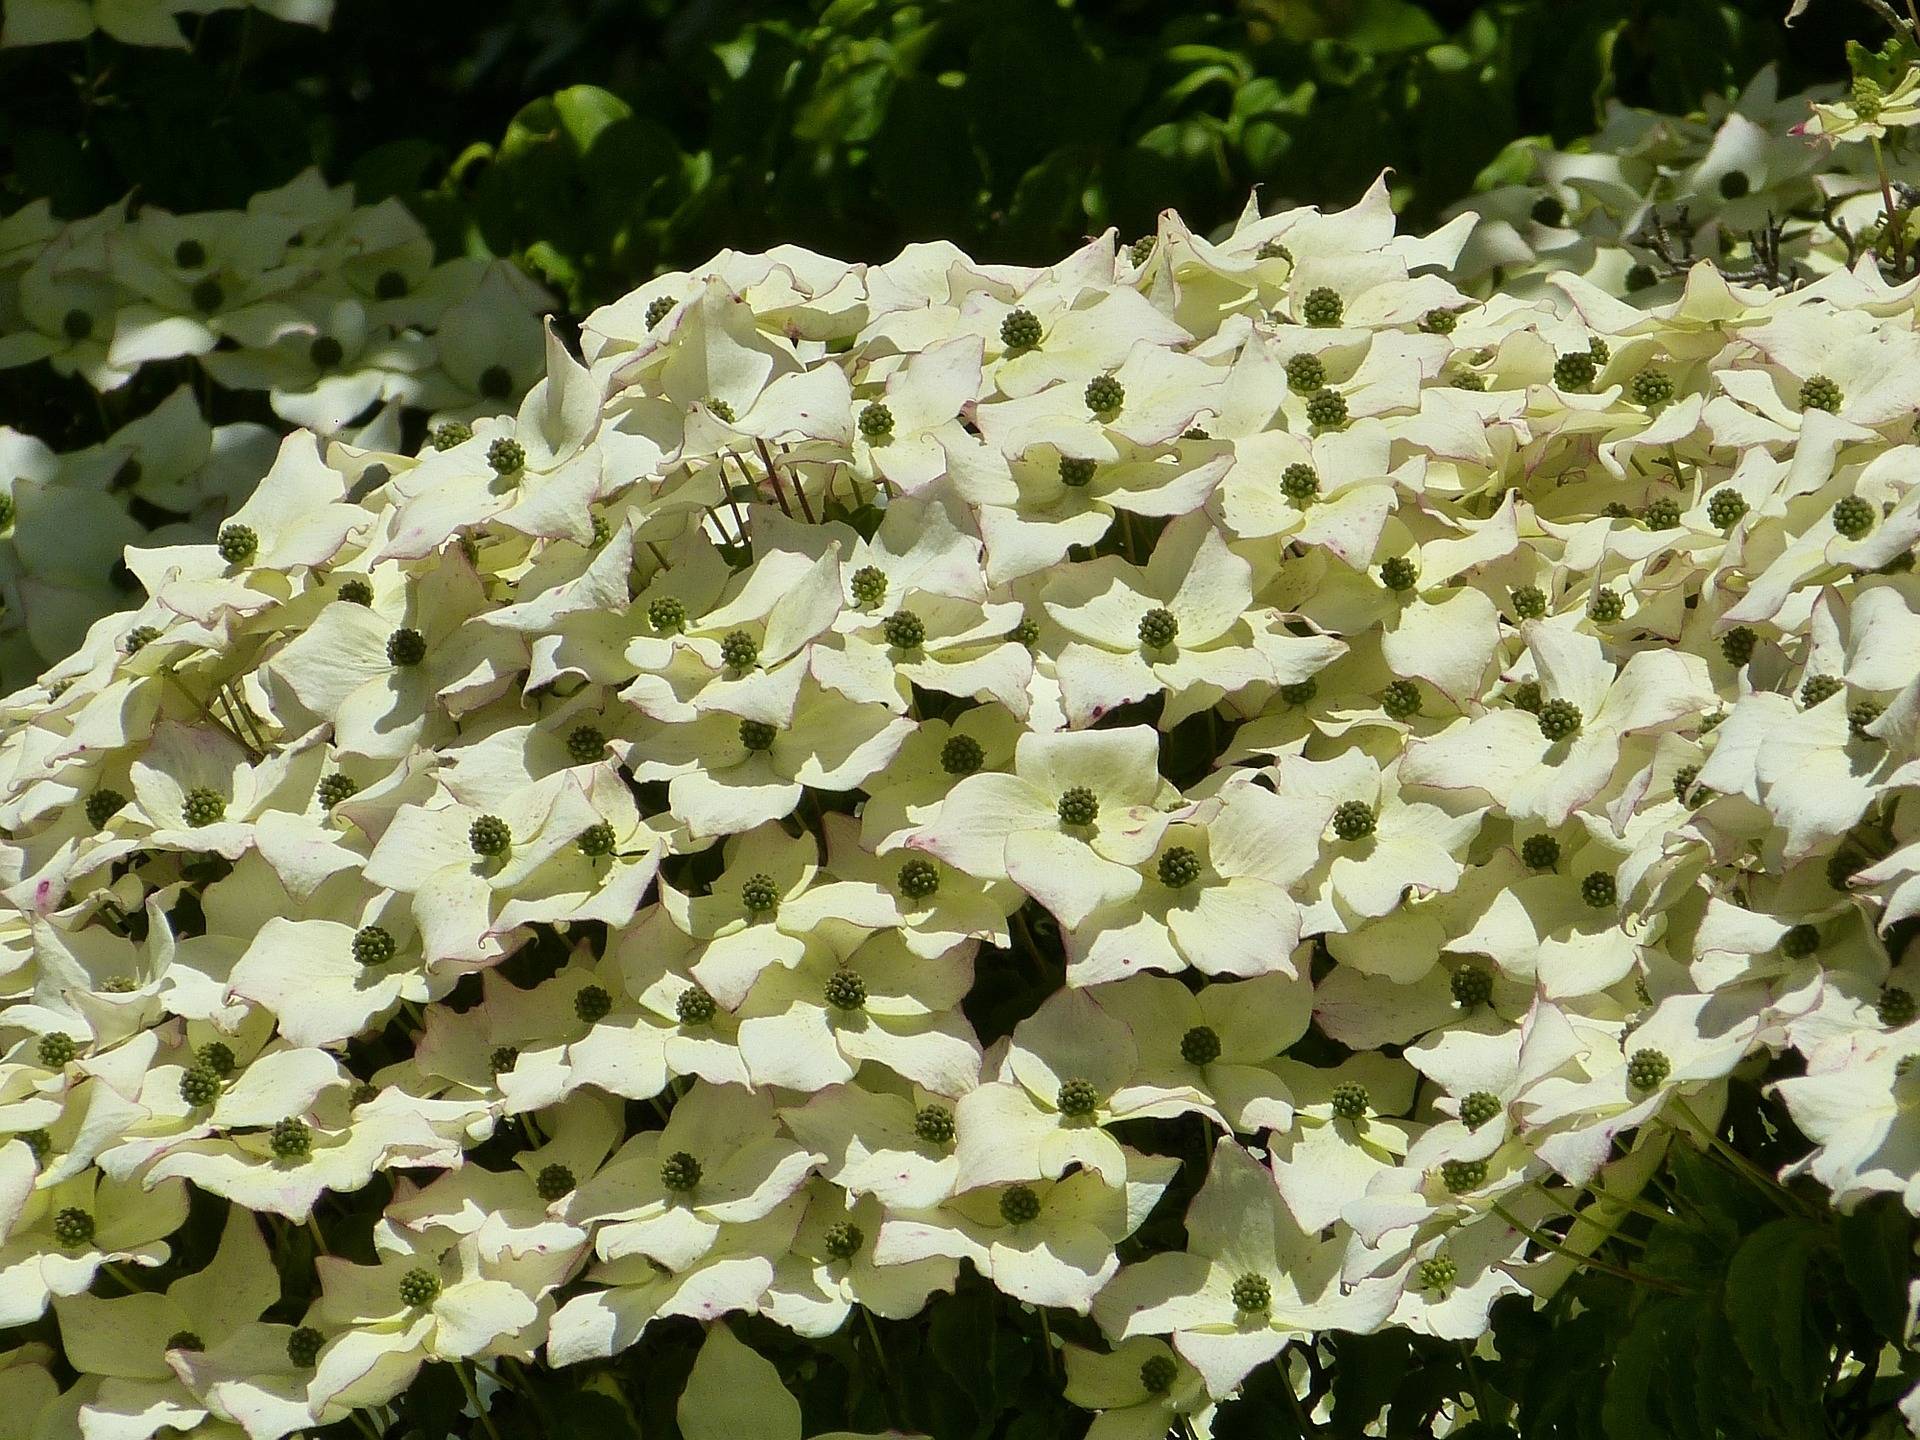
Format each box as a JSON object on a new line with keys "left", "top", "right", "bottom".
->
{"left": 896, "top": 857, "right": 940, "bottom": 900}
{"left": 1553, "top": 351, "right": 1596, "bottom": 390}
{"left": 536, "top": 1163, "right": 576, "bottom": 1201}
{"left": 337, "top": 577, "right": 374, "bottom": 605}
{"left": 648, "top": 595, "right": 687, "bottom": 633}
{"left": 387, "top": 627, "right": 427, "bottom": 667}
{"left": 1800, "top": 673, "right": 1844, "bottom": 708}
{"left": 52, "top": 1206, "right": 95, "bottom": 1247}
{"left": 677, "top": 987, "right": 717, "bottom": 1025}
{"left": 1286, "top": 353, "right": 1326, "bottom": 393}
{"left": 1833, "top": 495, "right": 1876, "bottom": 540}
{"left": 86, "top": 788, "right": 128, "bottom": 829}
{"left": 999, "top": 1184, "right": 1041, "bottom": 1224}
{"left": 1059, "top": 456, "right": 1097, "bottom": 487}
{"left": 1280, "top": 463, "right": 1318, "bottom": 504}
{"left": 1644, "top": 496, "right": 1681, "bottom": 529}
{"left": 1511, "top": 585, "right": 1547, "bottom": 620}
{"left": 1330, "top": 1081, "right": 1369, "bottom": 1119}
{"left": 1280, "top": 678, "right": 1318, "bottom": 706}
{"left": 469, "top": 814, "right": 511, "bottom": 858}
{"left": 825, "top": 967, "right": 868, "bottom": 1012}
{"left": 1521, "top": 834, "right": 1559, "bottom": 870}
{"left": 1379, "top": 556, "right": 1417, "bottom": 593}
{"left": 1625, "top": 1048, "right": 1670, "bottom": 1089}
{"left": 1581, "top": 870, "right": 1617, "bottom": 908}
{"left": 489, "top": 1045, "right": 519, "bottom": 1076}
{"left": 217, "top": 524, "right": 258, "bottom": 565}
{"left": 180, "top": 1065, "right": 220, "bottom": 1107}
{"left": 1331, "top": 800, "right": 1375, "bottom": 841}
{"left": 430, "top": 422, "right": 472, "bottom": 451}
{"left": 1057, "top": 786, "right": 1099, "bottom": 827}
{"left": 1799, "top": 374, "right": 1843, "bottom": 414}
{"left": 1000, "top": 308, "right": 1042, "bottom": 350}
{"left": 1230, "top": 1273, "right": 1271, "bottom": 1311}
{"left": 353, "top": 925, "right": 395, "bottom": 967}
{"left": 1459, "top": 1091, "right": 1501, "bottom": 1130}
{"left": 487, "top": 438, "right": 526, "bottom": 475}
{"left": 1301, "top": 287, "right": 1343, "bottom": 327}
{"left": 317, "top": 774, "right": 359, "bottom": 808}
{"left": 741, "top": 872, "right": 779, "bottom": 915}
{"left": 719, "top": 629, "right": 759, "bottom": 671}
{"left": 1537, "top": 698, "right": 1582, "bottom": 742}
{"left": 1056, "top": 1078, "right": 1100, "bottom": 1117}
{"left": 1850, "top": 700, "right": 1884, "bottom": 738}
{"left": 739, "top": 718, "right": 777, "bottom": 752}
{"left": 1085, "top": 375, "right": 1125, "bottom": 415}
{"left": 850, "top": 565, "right": 888, "bottom": 609}
{"left": 198, "top": 1042, "right": 236, "bottom": 1077}
{"left": 823, "top": 1220, "right": 864, "bottom": 1259}
{"left": 1305, "top": 388, "right": 1348, "bottom": 430}
{"left": 1630, "top": 369, "right": 1674, "bottom": 407}
{"left": 578, "top": 822, "right": 617, "bottom": 857}
{"left": 940, "top": 734, "right": 984, "bottom": 775}
{"left": 1157, "top": 846, "right": 1202, "bottom": 888}
{"left": 914, "top": 1103, "right": 955, "bottom": 1146}
{"left": 269, "top": 1116, "right": 312, "bottom": 1160}
{"left": 479, "top": 365, "right": 514, "bottom": 400}
{"left": 1138, "top": 607, "right": 1179, "bottom": 649}
{"left": 858, "top": 402, "right": 893, "bottom": 438}
{"left": 286, "top": 1327, "right": 324, "bottom": 1367}
{"left": 1451, "top": 965, "right": 1493, "bottom": 1008}
{"left": 882, "top": 609, "right": 926, "bottom": 650}
{"left": 397, "top": 1268, "right": 440, "bottom": 1308}
{"left": 1181, "top": 1025, "right": 1221, "bottom": 1066}
{"left": 1440, "top": 1158, "right": 1486, "bottom": 1193}
{"left": 38, "top": 1032, "right": 77, "bottom": 1068}
{"left": 645, "top": 296, "right": 676, "bottom": 328}
{"left": 182, "top": 787, "right": 226, "bottom": 827}
{"left": 1879, "top": 986, "right": 1917, "bottom": 1028}
{"left": 1380, "top": 679, "right": 1421, "bottom": 720}
{"left": 1780, "top": 924, "right": 1819, "bottom": 959}
{"left": 1706, "top": 488, "right": 1748, "bottom": 531}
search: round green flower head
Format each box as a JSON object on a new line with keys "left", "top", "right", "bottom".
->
{"left": 286, "top": 1327, "right": 324, "bottom": 1368}
{"left": 386, "top": 627, "right": 427, "bottom": 667}
{"left": 85, "top": 788, "right": 128, "bottom": 830}
{"left": 1673, "top": 765, "right": 1701, "bottom": 804}
{"left": 647, "top": 595, "right": 687, "bottom": 633}
{"left": 398, "top": 1268, "right": 440, "bottom": 1308}
{"left": 883, "top": 609, "right": 926, "bottom": 650}
{"left": 535, "top": 1163, "right": 576, "bottom": 1201}
{"left": 1451, "top": 964, "right": 1494, "bottom": 1009}
{"left": 216, "top": 523, "right": 257, "bottom": 566}
{"left": 1157, "top": 846, "right": 1202, "bottom": 889}
{"left": 350, "top": 1082, "right": 380, "bottom": 1107}
{"left": 309, "top": 334, "right": 345, "bottom": 370}
{"left": 1129, "top": 235, "right": 1155, "bottom": 266}
{"left": 1695, "top": 491, "right": 1749, "bottom": 541}
{"left": 1302, "top": 287, "right": 1343, "bottom": 327}
{"left": 1330, "top": 1081, "right": 1369, "bottom": 1119}
{"left": 174, "top": 238, "right": 208, "bottom": 269}
{"left": 37, "top": 1032, "right": 77, "bottom": 1068}
{"left": 677, "top": 987, "right": 717, "bottom": 1026}
{"left": 1799, "top": 374, "right": 1843, "bottom": 414}
{"left": 63, "top": 307, "right": 95, "bottom": 341}
{"left": 1000, "top": 1184, "right": 1042, "bottom": 1225}
{"left": 1181, "top": 1025, "right": 1222, "bottom": 1066}
{"left": 179, "top": 1065, "right": 220, "bottom": 1107}
{"left": 1629, "top": 369, "right": 1674, "bottom": 407}
{"left": 719, "top": 629, "right": 759, "bottom": 672}
{"left": 124, "top": 625, "right": 160, "bottom": 655}
{"left": 1286, "top": 353, "right": 1326, "bottom": 393}
{"left": 1509, "top": 585, "right": 1547, "bottom": 620}
{"left": 706, "top": 398, "right": 736, "bottom": 424}
{"left": 197, "top": 1041, "right": 236, "bottom": 1078}
{"left": 1536, "top": 698, "right": 1582, "bottom": 742}
{"left": 1643, "top": 496, "right": 1681, "bottom": 530}
{"left": 1280, "top": 677, "right": 1318, "bottom": 706}
{"left": 1625, "top": 1048, "right": 1671, "bottom": 1090}
{"left": 1719, "top": 626, "right": 1758, "bottom": 667}
{"left": 317, "top": 773, "right": 360, "bottom": 809}
{"left": 336, "top": 577, "right": 374, "bottom": 606}
{"left": 850, "top": 565, "right": 888, "bottom": 609}
{"left": 1380, "top": 679, "right": 1421, "bottom": 720}
{"left": 486, "top": 438, "right": 526, "bottom": 476}
{"left": 1057, "top": 1078, "right": 1100, "bottom": 1117}
{"left": 1306, "top": 388, "right": 1348, "bottom": 429}
{"left": 1581, "top": 871, "right": 1617, "bottom": 908}
{"left": 1421, "top": 307, "right": 1459, "bottom": 334}
{"left": 489, "top": 1045, "right": 519, "bottom": 1077}
{"left": 1140, "top": 1355, "right": 1179, "bottom": 1394}
{"left": 858, "top": 402, "right": 894, "bottom": 439}
{"left": 430, "top": 422, "right": 472, "bottom": 451}
{"left": 565, "top": 725, "right": 605, "bottom": 765}
{"left": 741, "top": 873, "right": 779, "bottom": 916}
{"left": 1059, "top": 455, "right": 1097, "bottom": 488}
{"left": 825, "top": 967, "right": 869, "bottom": 1012}
{"left": 1553, "top": 351, "right": 1596, "bottom": 390}
{"left": 182, "top": 787, "right": 226, "bottom": 827}
{"left": 1623, "top": 262, "right": 1657, "bottom": 293}
{"left": 1800, "top": 673, "right": 1844, "bottom": 708}
{"left": 270, "top": 1117, "right": 312, "bottom": 1160}
{"left": 1780, "top": 924, "right": 1820, "bottom": 959}
{"left": 1379, "top": 556, "right": 1418, "bottom": 594}
{"left": 940, "top": 734, "right": 985, "bottom": 775}
{"left": 52, "top": 1206, "right": 95, "bottom": 1248}
{"left": 469, "top": 814, "right": 511, "bottom": 858}
{"left": 1058, "top": 786, "right": 1099, "bottom": 827}
{"left": 479, "top": 364, "right": 514, "bottom": 400}
{"left": 1510, "top": 680, "right": 1545, "bottom": 714}
{"left": 1451, "top": 372, "right": 1488, "bottom": 391}
{"left": 1588, "top": 337, "right": 1610, "bottom": 364}
{"left": 374, "top": 268, "right": 409, "bottom": 300}
{"left": 590, "top": 512, "right": 612, "bottom": 547}
{"left": 914, "top": 1103, "right": 955, "bottom": 1146}
{"left": 1459, "top": 1091, "right": 1501, "bottom": 1131}
{"left": 191, "top": 277, "right": 224, "bottom": 313}
{"left": 1256, "top": 238, "right": 1292, "bottom": 262}
{"left": 1833, "top": 496, "right": 1876, "bottom": 541}
{"left": 1281, "top": 463, "right": 1319, "bottom": 504}
{"left": 1717, "top": 169, "right": 1750, "bottom": 200}
{"left": 659, "top": 1150, "right": 702, "bottom": 1193}
{"left": 1850, "top": 700, "right": 1884, "bottom": 738}
{"left": 1000, "top": 308, "right": 1042, "bottom": 350}
{"left": 1853, "top": 74, "right": 1887, "bottom": 118}
{"left": 574, "top": 985, "right": 614, "bottom": 1025}
{"left": 1138, "top": 607, "right": 1179, "bottom": 649}
{"left": 1531, "top": 193, "right": 1566, "bottom": 227}
{"left": 896, "top": 857, "right": 940, "bottom": 900}
{"left": 100, "top": 976, "right": 137, "bottom": 994}
{"left": 1418, "top": 1255, "right": 1459, "bottom": 1292}
{"left": 739, "top": 719, "right": 777, "bottom": 752}
{"left": 1440, "top": 1158, "right": 1487, "bottom": 1193}
{"left": 0, "top": 493, "right": 13, "bottom": 531}
{"left": 1011, "top": 615, "right": 1041, "bottom": 647}
{"left": 823, "top": 1220, "right": 864, "bottom": 1260}
{"left": 1085, "top": 374, "right": 1125, "bottom": 415}
{"left": 1231, "top": 1273, "right": 1272, "bottom": 1312}
{"left": 353, "top": 924, "right": 396, "bottom": 968}
{"left": 1602, "top": 502, "right": 1632, "bottom": 520}
{"left": 1588, "top": 586, "right": 1624, "bottom": 623}
{"left": 1521, "top": 834, "right": 1560, "bottom": 871}
{"left": 1879, "top": 986, "right": 1917, "bottom": 1028}
{"left": 1331, "top": 800, "right": 1375, "bottom": 841}
{"left": 645, "top": 295, "right": 676, "bottom": 328}
{"left": 1828, "top": 851, "right": 1859, "bottom": 891}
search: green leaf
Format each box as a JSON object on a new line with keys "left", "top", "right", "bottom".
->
{"left": 1838, "top": 1196, "right": 1912, "bottom": 1344}
{"left": 1724, "top": 1216, "right": 1830, "bottom": 1428}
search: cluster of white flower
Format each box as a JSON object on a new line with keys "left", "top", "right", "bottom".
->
{"left": 1, "top": 0, "right": 329, "bottom": 49}
{"left": 1451, "top": 60, "right": 1918, "bottom": 300}
{"left": 1, "top": 114, "right": 1918, "bottom": 1436}
{"left": 0, "top": 169, "right": 550, "bottom": 673}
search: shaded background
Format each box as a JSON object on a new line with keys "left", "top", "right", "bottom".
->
{"left": 1, "top": 0, "right": 1883, "bottom": 320}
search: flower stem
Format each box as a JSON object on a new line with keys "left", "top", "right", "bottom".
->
{"left": 1490, "top": 1201, "right": 1690, "bottom": 1293}
{"left": 457, "top": 1361, "right": 504, "bottom": 1440}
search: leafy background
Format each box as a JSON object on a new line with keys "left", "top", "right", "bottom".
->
{"left": 2, "top": 2, "right": 1913, "bottom": 1437}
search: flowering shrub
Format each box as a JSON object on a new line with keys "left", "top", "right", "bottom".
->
{"left": 4, "top": 59, "right": 1920, "bottom": 1440}
{"left": 0, "top": 170, "right": 549, "bottom": 672}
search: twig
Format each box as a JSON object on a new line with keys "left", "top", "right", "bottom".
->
{"left": 1490, "top": 1201, "right": 1693, "bottom": 1292}
{"left": 457, "top": 1362, "right": 504, "bottom": 1440}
